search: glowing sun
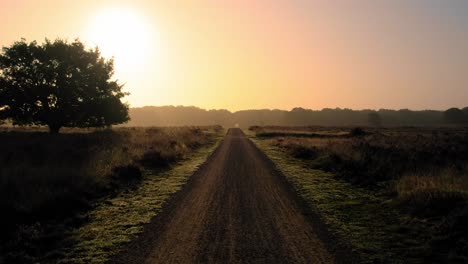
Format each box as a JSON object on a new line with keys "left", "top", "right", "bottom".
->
{"left": 85, "top": 8, "right": 154, "bottom": 73}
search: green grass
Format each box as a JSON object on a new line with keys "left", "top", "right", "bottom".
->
{"left": 250, "top": 136, "right": 429, "bottom": 264}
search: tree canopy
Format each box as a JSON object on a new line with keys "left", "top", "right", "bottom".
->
{"left": 126, "top": 106, "right": 468, "bottom": 127}
{"left": 444, "top": 108, "right": 468, "bottom": 124}
{"left": 0, "top": 38, "right": 129, "bottom": 133}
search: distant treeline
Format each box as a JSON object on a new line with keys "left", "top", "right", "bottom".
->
{"left": 125, "top": 106, "right": 468, "bottom": 128}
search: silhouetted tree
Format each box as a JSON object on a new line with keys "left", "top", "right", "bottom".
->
{"left": 462, "top": 107, "right": 468, "bottom": 115}
{"left": 444, "top": 108, "right": 467, "bottom": 124}
{"left": 124, "top": 106, "right": 463, "bottom": 127}
{"left": 368, "top": 112, "right": 382, "bottom": 127}
{"left": 0, "top": 39, "right": 129, "bottom": 133}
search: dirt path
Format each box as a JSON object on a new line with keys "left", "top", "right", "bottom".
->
{"left": 110, "top": 128, "right": 353, "bottom": 264}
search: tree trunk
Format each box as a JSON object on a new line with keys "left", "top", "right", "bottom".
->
{"left": 48, "top": 124, "right": 62, "bottom": 134}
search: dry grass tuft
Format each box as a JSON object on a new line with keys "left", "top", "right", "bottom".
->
{"left": 398, "top": 170, "right": 468, "bottom": 198}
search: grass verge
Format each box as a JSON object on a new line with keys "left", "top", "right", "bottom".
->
{"left": 45, "top": 133, "right": 223, "bottom": 264}
{"left": 250, "top": 136, "right": 429, "bottom": 264}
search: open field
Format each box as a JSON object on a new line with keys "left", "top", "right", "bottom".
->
{"left": 0, "top": 126, "right": 223, "bottom": 263}
{"left": 250, "top": 126, "right": 468, "bottom": 263}
{"left": 3, "top": 125, "right": 467, "bottom": 263}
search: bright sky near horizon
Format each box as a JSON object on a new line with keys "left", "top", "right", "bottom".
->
{"left": 1, "top": 0, "right": 467, "bottom": 111}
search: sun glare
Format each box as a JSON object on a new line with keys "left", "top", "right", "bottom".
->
{"left": 85, "top": 8, "right": 154, "bottom": 75}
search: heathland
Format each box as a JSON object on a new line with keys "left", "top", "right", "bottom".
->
{"left": 250, "top": 126, "right": 468, "bottom": 263}
{"left": 2, "top": 123, "right": 467, "bottom": 263}
{"left": 0, "top": 126, "right": 223, "bottom": 263}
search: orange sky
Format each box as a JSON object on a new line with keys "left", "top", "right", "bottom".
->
{"left": 1, "top": 0, "right": 467, "bottom": 111}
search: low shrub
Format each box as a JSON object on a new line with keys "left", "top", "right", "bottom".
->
{"left": 289, "top": 144, "right": 319, "bottom": 159}
{"left": 350, "top": 127, "right": 366, "bottom": 137}
{"left": 111, "top": 165, "right": 142, "bottom": 185}
{"left": 139, "top": 150, "right": 173, "bottom": 168}
{"left": 272, "top": 128, "right": 468, "bottom": 187}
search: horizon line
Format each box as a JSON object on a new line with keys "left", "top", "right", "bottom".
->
{"left": 129, "top": 105, "right": 466, "bottom": 113}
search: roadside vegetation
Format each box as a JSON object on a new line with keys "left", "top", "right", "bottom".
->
{"left": 0, "top": 126, "right": 223, "bottom": 263}
{"left": 250, "top": 126, "right": 468, "bottom": 263}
